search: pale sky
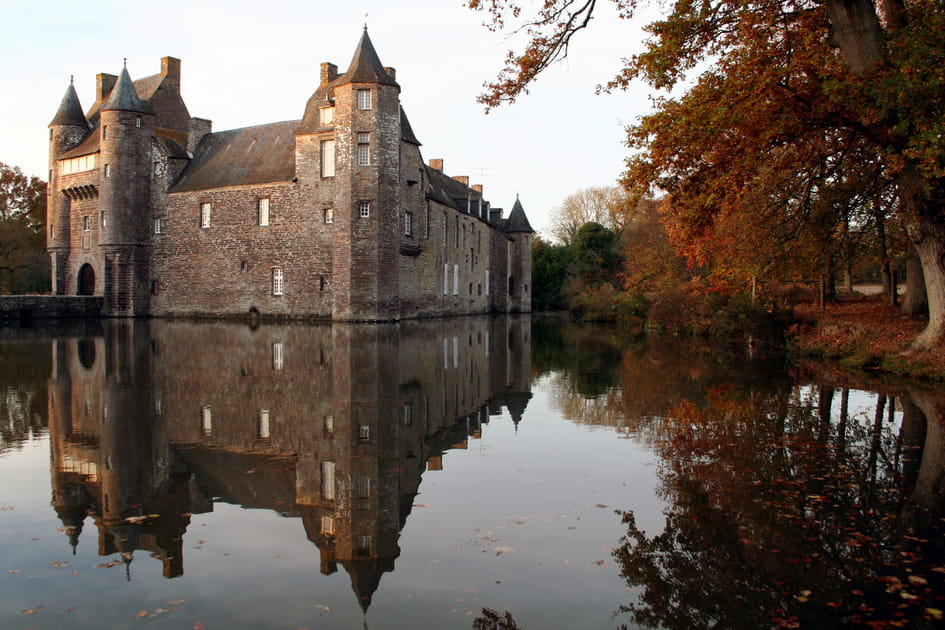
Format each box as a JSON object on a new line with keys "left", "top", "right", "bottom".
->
{"left": 1, "top": 0, "right": 653, "bottom": 237}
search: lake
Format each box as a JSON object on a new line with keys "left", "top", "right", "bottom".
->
{"left": 1, "top": 317, "right": 942, "bottom": 629}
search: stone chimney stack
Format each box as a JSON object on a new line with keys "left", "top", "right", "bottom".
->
{"left": 429, "top": 158, "right": 443, "bottom": 171}
{"left": 384, "top": 66, "right": 396, "bottom": 82}
{"left": 96, "top": 73, "right": 118, "bottom": 101}
{"left": 472, "top": 184, "right": 483, "bottom": 194}
{"left": 320, "top": 62, "right": 338, "bottom": 84}
{"left": 161, "top": 56, "right": 181, "bottom": 90}
{"left": 453, "top": 175, "right": 469, "bottom": 186}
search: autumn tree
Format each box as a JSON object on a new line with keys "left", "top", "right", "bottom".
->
{"left": 469, "top": 0, "right": 945, "bottom": 350}
{"left": 549, "top": 185, "right": 631, "bottom": 245}
{"left": 0, "top": 162, "right": 48, "bottom": 294}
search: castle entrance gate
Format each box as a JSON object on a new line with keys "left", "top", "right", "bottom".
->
{"left": 77, "top": 264, "right": 95, "bottom": 295}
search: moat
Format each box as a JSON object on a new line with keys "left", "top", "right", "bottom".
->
{"left": 1, "top": 317, "right": 943, "bottom": 629}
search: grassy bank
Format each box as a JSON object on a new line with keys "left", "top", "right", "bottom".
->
{"left": 790, "top": 297, "right": 945, "bottom": 381}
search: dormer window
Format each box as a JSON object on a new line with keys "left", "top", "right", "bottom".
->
{"left": 319, "top": 106, "right": 334, "bottom": 126}
{"left": 357, "top": 89, "right": 372, "bottom": 110}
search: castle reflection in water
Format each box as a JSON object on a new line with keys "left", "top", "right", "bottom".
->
{"left": 47, "top": 317, "right": 532, "bottom": 609}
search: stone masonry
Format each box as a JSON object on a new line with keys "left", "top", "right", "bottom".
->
{"left": 46, "top": 30, "right": 533, "bottom": 321}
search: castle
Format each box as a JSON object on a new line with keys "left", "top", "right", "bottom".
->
{"left": 46, "top": 30, "right": 533, "bottom": 321}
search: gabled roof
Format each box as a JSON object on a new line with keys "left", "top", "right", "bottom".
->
{"left": 505, "top": 197, "right": 534, "bottom": 233}
{"left": 49, "top": 81, "right": 89, "bottom": 128}
{"left": 169, "top": 120, "right": 298, "bottom": 192}
{"left": 101, "top": 65, "right": 154, "bottom": 115}
{"left": 335, "top": 29, "right": 398, "bottom": 87}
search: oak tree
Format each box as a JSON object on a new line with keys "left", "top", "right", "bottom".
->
{"left": 469, "top": 0, "right": 945, "bottom": 349}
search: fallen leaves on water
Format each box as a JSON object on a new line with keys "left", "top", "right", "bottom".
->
{"left": 21, "top": 606, "right": 42, "bottom": 614}
{"left": 494, "top": 546, "right": 515, "bottom": 556}
{"left": 95, "top": 561, "right": 121, "bottom": 569}
{"left": 194, "top": 622, "right": 207, "bottom": 630}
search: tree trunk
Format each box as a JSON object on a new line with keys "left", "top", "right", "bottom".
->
{"left": 824, "top": 0, "right": 884, "bottom": 72}
{"left": 824, "top": 1, "right": 945, "bottom": 349}
{"left": 909, "top": 227, "right": 945, "bottom": 349}
{"left": 901, "top": 243, "right": 928, "bottom": 316}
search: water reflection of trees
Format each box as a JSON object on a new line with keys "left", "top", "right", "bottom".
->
{"left": 536, "top": 326, "right": 944, "bottom": 628}
{"left": 0, "top": 337, "right": 50, "bottom": 455}
{"left": 621, "top": 381, "right": 944, "bottom": 628}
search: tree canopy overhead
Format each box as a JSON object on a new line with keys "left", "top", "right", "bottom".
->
{"left": 469, "top": 0, "right": 945, "bottom": 349}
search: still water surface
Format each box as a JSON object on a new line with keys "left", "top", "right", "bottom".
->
{"left": 0, "top": 317, "right": 942, "bottom": 629}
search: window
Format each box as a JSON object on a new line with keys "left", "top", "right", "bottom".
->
{"left": 404, "top": 211, "right": 413, "bottom": 236}
{"left": 323, "top": 208, "right": 333, "bottom": 224}
{"left": 100, "top": 211, "right": 107, "bottom": 228}
{"left": 201, "top": 405, "right": 212, "bottom": 436}
{"left": 271, "top": 267, "right": 284, "bottom": 296}
{"left": 272, "top": 342, "right": 284, "bottom": 370}
{"left": 135, "top": 116, "right": 142, "bottom": 128}
{"left": 403, "top": 402, "right": 412, "bottom": 426}
{"left": 49, "top": 225, "right": 55, "bottom": 239}
{"left": 359, "top": 201, "right": 370, "bottom": 218}
{"left": 359, "top": 425, "right": 370, "bottom": 441}
{"left": 357, "top": 132, "right": 370, "bottom": 166}
{"left": 323, "top": 414, "right": 334, "bottom": 432}
{"left": 103, "top": 163, "right": 109, "bottom": 178}
{"left": 453, "top": 264, "right": 459, "bottom": 295}
{"left": 357, "top": 89, "right": 372, "bottom": 110}
{"left": 154, "top": 218, "right": 162, "bottom": 234}
{"left": 443, "top": 264, "right": 449, "bottom": 295}
{"left": 321, "top": 516, "right": 334, "bottom": 535}
{"left": 258, "top": 197, "right": 270, "bottom": 226}
{"left": 321, "top": 461, "right": 336, "bottom": 500}
{"left": 485, "top": 269, "right": 490, "bottom": 296}
{"left": 82, "top": 216, "right": 90, "bottom": 231}
{"left": 424, "top": 204, "right": 430, "bottom": 239}
{"left": 320, "top": 139, "right": 335, "bottom": 177}
{"left": 356, "top": 535, "right": 372, "bottom": 555}
{"left": 258, "top": 409, "right": 270, "bottom": 439}
{"left": 319, "top": 106, "right": 334, "bottom": 126}
{"left": 356, "top": 477, "right": 371, "bottom": 498}
{"left": 61, "top": 154, "right": 96, "bottom": 175}
{"left": 102, "top": 125, "right": 107, "bottom": 140}
{"left": 200, "top": 202, "right": 211, "bottom": 228}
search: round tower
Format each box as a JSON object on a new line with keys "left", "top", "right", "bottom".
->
{"left": 97, "top": 63, "right": 155, "bottom": 315}
{"left": 328, "top": 29, "right": 403, "bottom": 321}
{"left": 48, "top": 79, "right": 90, "bottom": 293}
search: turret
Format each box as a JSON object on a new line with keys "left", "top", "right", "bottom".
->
{"left": 98, "top": 63, "right": 154, "bottom": 247}
{"left": 504, "top": 197, "right": 534, "bottom": 313}
{"left": 329, "top": 29, "right": 402, "bottom": 320}
{"left": 48, "top": 79, "right": 91, "bottom": 289}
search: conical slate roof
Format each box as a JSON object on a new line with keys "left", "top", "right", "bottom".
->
{"left": 336, "top": 29, "right": 398, "bottom": 87}
{"left": 101, "top": 65, "right": 154, "bottom": 114}
{"left": 49, "top": 81, "right": 89, "bottom": 128}
{"left": 505, "top": 197, "right": 534, "bottom": 233}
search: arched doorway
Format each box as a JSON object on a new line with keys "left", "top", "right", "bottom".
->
{"left": 77, "top": 264, "right": 95, "bottom": 295}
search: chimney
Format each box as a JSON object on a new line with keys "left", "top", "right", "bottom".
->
{"left": 472, "top": 184, "right": 483, "bottom": 194}
{"left": 384, "top": 66, "right": 396, "bottom": 82}
{"left": 96, "top": 73, "right": 118, "bottom": 101}
{"left": 453, "top": 175, "right": 469, "bottom": 186}
{"left": 188, "top": 117, "right": 212, "bottom": 153}
{"left": 320, "top": 62, "right": 338, "bottom": 85}
{"left": 161, "top": 56, "right": 181, "bottom": 89}
{"left": 429, "top": 158, "right": 443, "bottom": 171}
